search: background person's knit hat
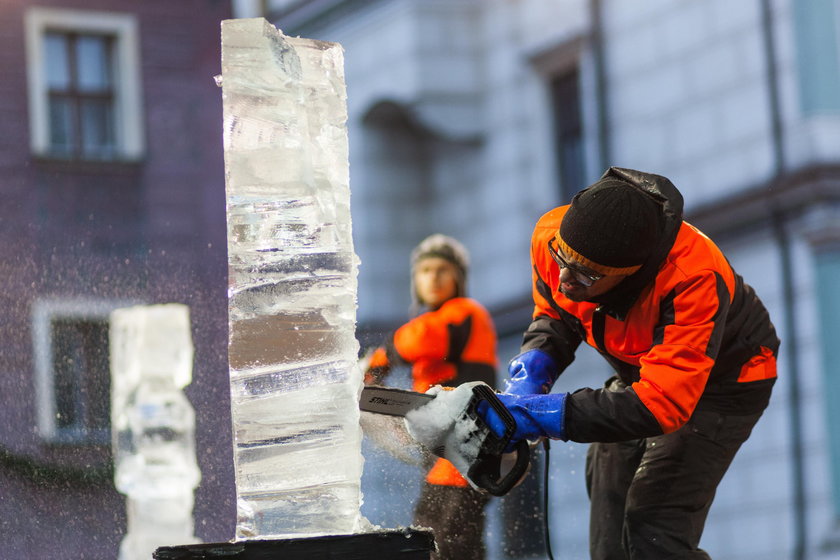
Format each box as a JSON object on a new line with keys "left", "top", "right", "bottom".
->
{"left": 557, "top": 178, "right": 662, "bottom": 276}
{"left": 410, "top": 234, "right": 469, "bottom": 306}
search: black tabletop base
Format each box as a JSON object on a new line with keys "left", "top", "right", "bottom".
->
{"left": 153, "top": 528, "right": 435, "bottom": 559}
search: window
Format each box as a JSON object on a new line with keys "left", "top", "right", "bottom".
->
{"left": 33, "top": 299, "right": 134, "bottom": 444}
{"left": 25, "top": 8, "right": 144, "bottom": 161}
{"left": 44, "top": 31, "right": 116, "bottom": 159}
{"left": 791, "top": 0, "right": 840, "bottom": 115}
{"left": 550, "top": 69, "right": 585, "bottom": 201}
{"left": 51, "top": 318, "right": 111, "bottom": 441}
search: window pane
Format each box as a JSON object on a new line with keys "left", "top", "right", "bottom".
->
{"left": 81, "top": 99, "right": 115, "bottom": 159}
{"left": 50, "top": 318, "right": 111, "bottom": 440}
{"left": 76, "top": 35, "right": 112, "bottom": 92}
{"left": 44, "top": 32, "right": 70, "bottom": 90}
{"left": 81, "top": 321, "right": 111, "bottom": 432}
{"left": 553, "top": 73, "right": 581, "bottom": 136}
{"left": 560, "top": 135, "right": 584, "bottom": 197}
{"left": 52, "top": 320, "right": 84, "bottom": 430}
{"left": 792, "top": 0, "right": 840, "bottom": 114}
{"left": 551, "top": 69, "right": 585, "bottom": 200}
{"left": 48, "top": 96, "right": 75, "bottom": 156}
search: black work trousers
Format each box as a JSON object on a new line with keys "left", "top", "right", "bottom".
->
{"left": 413, "top": 482, "right": 490, "bottom": 560}
{"left": 585, "top": 409, "right": 764, "bottom": 559}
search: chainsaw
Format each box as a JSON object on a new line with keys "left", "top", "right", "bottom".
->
{"left": 359, "top": 381, "right": 530, "bottom": 497}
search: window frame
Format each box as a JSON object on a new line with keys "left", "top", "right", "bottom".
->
{"left": 25, "top": 7, "right": 144, "bottom": 161}
{"left": 32, "top": 298, "right": 137, "bottom": 445}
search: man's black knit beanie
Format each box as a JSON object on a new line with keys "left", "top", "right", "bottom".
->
{"left": 558, "top": 178, "right": 662, "bottom": 275}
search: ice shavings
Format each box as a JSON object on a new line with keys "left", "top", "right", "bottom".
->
{"left": 403, "top": 384, "right": 488, "bottom": 486}
{"left": 358, "top": 411, "right": 431, "bottom": 467}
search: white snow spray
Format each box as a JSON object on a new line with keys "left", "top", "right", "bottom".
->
{"left": 404, "top": 385, "right": 486, "bottom": 487}
{"left": 220, "top": 18, "right": 364, "bottom": 539}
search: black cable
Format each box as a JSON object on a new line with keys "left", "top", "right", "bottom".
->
{"left": 543, "top": 439, "right": 555, "bottom": 560}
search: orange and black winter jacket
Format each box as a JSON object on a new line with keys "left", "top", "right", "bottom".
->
{"left": 366, "top": 297, "right": 498, "bottom": 486}
{"left": 524, "top": 168, "right": 780, "bottom": 443}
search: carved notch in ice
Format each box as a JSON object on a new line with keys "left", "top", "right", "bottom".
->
{"left": 221, "top": 18, "right": 364, "bottom": 539}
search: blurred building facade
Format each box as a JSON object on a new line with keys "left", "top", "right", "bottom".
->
{"left": 256, "top": 0, "right": 840, "bottom": 559}
{"left": 0, "top": 0, "right": 235, "bottom": 557}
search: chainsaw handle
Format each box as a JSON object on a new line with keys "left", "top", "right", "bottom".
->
{"left": 472, "top": 439, "right": 530, "bottom": 496}
{"left": 467, "top": 384, "right": 532, "bottom": 496}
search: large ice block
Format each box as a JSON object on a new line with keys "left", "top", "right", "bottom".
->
{"left": 220, "top": 18, "right": 364, "bottom": 539}
{"left": 110, "top": 303, "right": 201, "bottom": 560}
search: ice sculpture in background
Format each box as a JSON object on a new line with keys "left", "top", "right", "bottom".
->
{"left": 220, "top": 18, "right": 365, "bottom": 539}
{"left": 110, "top": 303, "right": 202, "bottom": 560}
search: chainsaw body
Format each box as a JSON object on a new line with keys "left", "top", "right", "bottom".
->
{"left": 360, "top": 382, "right": 529, "bottom": 496}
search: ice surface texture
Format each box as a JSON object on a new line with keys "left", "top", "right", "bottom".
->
{"left": 221, "top": 18, "right": 364, "bottom": 539}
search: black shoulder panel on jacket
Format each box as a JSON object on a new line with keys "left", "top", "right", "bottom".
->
{"left": 706, "top": 271, "right": 731, "bottom": 359}
{"left": 708, "top": 274, "right": 780, "bottom": 381}
{"left": 652, "top": 289, "right": 676, "bottom": 346}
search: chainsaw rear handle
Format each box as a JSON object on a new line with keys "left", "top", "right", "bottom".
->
{"left": 467, "top": 384, "right": 531, "bottom": 496}
{"left": 471, "top": 440, "right": 530, "bottom": 497}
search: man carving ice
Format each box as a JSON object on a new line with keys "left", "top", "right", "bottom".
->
{"left": 475, "top": 167, "right": 780, "bottom": 558}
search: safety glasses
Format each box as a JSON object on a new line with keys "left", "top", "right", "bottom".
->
{"left": 547, "top": 238, "right": 603, "bottom": 287}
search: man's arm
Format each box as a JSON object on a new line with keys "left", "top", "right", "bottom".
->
{"left": 566, "top": 269, "right": 732, "bottom": 442}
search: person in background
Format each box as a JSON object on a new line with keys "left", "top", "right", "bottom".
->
{"left": 364, "top": 233, "right": 498, "bottom": 560}
{"left": 478, "top": 167, "right": 779, "bottom": 559}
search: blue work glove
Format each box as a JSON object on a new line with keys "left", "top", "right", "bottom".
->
{"left": 504, "top": 349, "right": 560, "bottom": 395}
{"left": 477, "top": 392, "right": 568, "bottom": 452}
